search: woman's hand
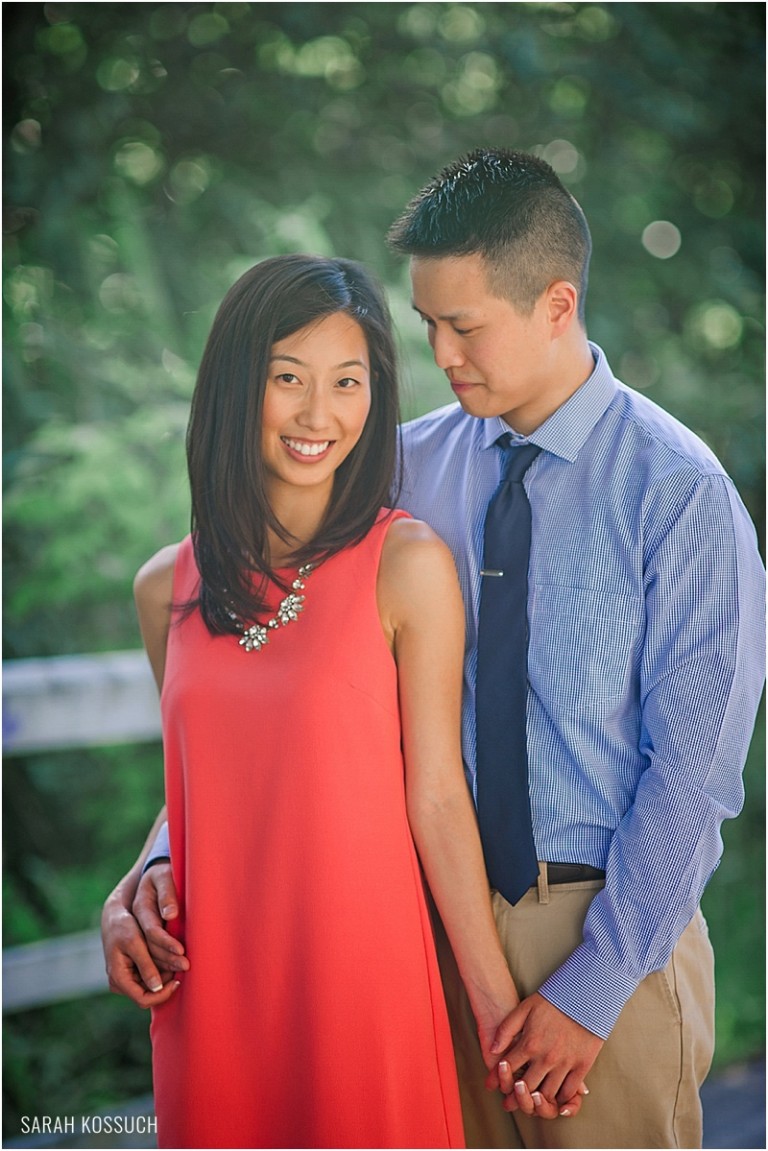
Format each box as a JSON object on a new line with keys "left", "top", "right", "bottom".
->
{"left": 492, "top": 1059, "right": 589, "bottom": 1119}
{"left": 101, "top": 883, "right": 181, "bottom": 1008}
{"left": 472, "top": 985, "right": 520, "bottom": 1071}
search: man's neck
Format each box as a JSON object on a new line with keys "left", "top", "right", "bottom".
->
{"left": 503, "top": 336, "right": 596, "bottom": 436}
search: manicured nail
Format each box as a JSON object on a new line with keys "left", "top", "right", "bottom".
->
{"left": 498, "top": 1060, "right": 510, "bottom": 1075}
{"left": 582, "top": 1086, "right": 590, "bottom": 1095}
{"left": 149, "top": 981, "right": 163, "bottom": 992}
{"left": 560, "top": 1107, "right": 572, "bottom": 1117}
{"left": 532, "top": 1092, "right": 543, "bottom": 1106}
{"left": 514, "top": 1080, "right": 526, "bottom": 1096}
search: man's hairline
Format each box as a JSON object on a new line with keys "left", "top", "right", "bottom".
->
{"left": 406, "top": 250, "right": 542, "bottom": 319}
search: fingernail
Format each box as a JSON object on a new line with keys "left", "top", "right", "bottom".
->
{"left": 560, "top": 1108, "right": 572, "bottom": 1117}
{"left": 582, "top": 1086, "right": 590, "bottom": 1095}
{"left": 149, "top": 981, "right": 163, "bottom": 993}
{"left": 514, "top": 1080, "right": 526, "bottom": 1095}
{"left": 532, "top": 1092, "right": 543, "bottom": 1106}
{"left": 491, "top": 1042, "right": 501, "bottom": 1054}
{"left": 498, "top": 1061, "right": 510, "bottom": 1074}
{"left": 161, "top": 906, "right": 175, "bottom": 918}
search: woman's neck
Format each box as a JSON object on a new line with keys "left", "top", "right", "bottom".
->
{"left": 266, "top": 484, "right": 331, "bottom": 567}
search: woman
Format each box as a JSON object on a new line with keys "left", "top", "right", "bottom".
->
{"left": 123, "top": 254, "right": 522, "bottom": 1149}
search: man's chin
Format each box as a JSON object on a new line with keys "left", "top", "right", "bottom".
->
{"left": 451, "top": 391, "right": 487, "bottom": 417}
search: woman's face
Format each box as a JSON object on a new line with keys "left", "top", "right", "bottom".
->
{"left": 261, "top": 312, "right": 372, "bottom": 503}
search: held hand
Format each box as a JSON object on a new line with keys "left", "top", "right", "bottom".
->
{"left": 133, "top": 862, "right": 189, "bottom": 975}
{"left": 492, "top": 1059, "right": 588, "bottom": 1119}
{"left": 101, "top": 889, "right": 180, "bottom": 1008}
{"left": 490, "top": 992, "right": 603, "bottom": 1107}
{"left": 474, "top": 989, "right": 580, "bottom": 1119}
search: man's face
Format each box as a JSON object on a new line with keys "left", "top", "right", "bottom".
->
{"left": 410, "top": 253, "right": 557, "bottom": 435}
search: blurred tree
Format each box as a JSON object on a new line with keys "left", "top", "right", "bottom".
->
{"left": 3, "top": 1, "right": 764, "bottom": 656}
{"left": 2, "top": 0, "right": 764, "bottom": 1132}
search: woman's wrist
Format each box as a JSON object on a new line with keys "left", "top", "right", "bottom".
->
{"left": 464, "top": 955, "right": 519, "bottom": 1018}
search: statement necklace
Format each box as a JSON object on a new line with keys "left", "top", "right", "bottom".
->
{"left": 230, "top": 564, "right": 314, "bottom": 652}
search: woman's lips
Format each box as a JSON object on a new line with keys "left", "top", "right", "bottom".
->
{"left": 281, "top": 436, "right": 333, "bottom": 460}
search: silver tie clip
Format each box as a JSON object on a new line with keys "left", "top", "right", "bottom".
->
{"left": 480, "top": 569, "right": 504, "bottom": 577}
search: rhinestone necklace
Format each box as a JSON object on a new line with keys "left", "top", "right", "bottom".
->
{"left": 230, "top": 564, "right": 314, "bottom": 652}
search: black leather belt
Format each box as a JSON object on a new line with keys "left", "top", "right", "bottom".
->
{"left": 541, "top": 863, "right": 605, "bottom": 885}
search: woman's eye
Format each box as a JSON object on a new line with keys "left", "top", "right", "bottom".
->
{"left": 337, "top": 377, "right": 359, "bottom": 389}
{"left": 276, "top": 373, "right": 300, "bottom": 384}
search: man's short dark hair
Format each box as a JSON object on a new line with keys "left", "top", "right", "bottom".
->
{"left": 388, "top": 148, "right": 592, "bottom": 323}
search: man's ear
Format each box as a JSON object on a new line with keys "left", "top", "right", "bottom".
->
{"left": 546, "top": 280, "right": 580, "bottom": 335}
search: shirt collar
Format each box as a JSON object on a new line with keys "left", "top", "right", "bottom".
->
{"left": 480, "top": 342, "right": 617, "bottom": 462}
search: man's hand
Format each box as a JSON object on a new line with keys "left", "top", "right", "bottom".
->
{"left": 490, "top": 992, "right": 603, "bottom": 1107}
{"left": 133, "top": 862, "right": 188, "bottom": 975}
{"left": 475, "top": 993, "right": 577, "bottom": 1118}
{"left": 100, "top": 862, "right": 188, "bottom": 1009}
{"left": 480, "top": 999, "right": 587, "bottom": 1119}
{"left": 101, "top": 890, "right": 179, "bottom": 1008}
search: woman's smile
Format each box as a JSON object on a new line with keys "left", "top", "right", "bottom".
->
{"left": 280, "top": 436, "right": 334, "bottom": 460}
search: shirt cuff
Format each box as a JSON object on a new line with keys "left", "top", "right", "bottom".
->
{"left": 537, "top": 943, "right": 640, "bottom": 1039}
{"left": 141, "top": 821, "right": 170, "bottom": 875}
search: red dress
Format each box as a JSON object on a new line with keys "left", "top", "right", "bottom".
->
{"left": 151, "top": 513, "right": 465, "bottom": 1149}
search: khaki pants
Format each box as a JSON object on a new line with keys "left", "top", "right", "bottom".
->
{"left": 434, "top": 875, "right": 715, "bottom": 1149}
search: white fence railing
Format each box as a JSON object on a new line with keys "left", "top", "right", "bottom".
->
{"left": 3, "top": 651, "right": 160, "bottom": 1014}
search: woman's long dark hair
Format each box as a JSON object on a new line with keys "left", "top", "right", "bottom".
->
{"left": 186, "top": 254, "right": 402, "bottom": 635}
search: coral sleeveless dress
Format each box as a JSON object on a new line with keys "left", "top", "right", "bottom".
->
{"left": 151, "top": 512, "right": 465, "bottom": 1149}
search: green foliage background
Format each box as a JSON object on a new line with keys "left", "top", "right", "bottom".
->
{"left": 3, "top": 0, "right": 764, "bottom": 1135}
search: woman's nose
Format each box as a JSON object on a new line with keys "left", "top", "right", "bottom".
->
{"left": 296, "top": 387, "right": 332, "bottom": 429}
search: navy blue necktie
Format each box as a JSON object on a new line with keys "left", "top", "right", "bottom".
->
{"left": 476, "top": 440, "right": 541, "bottom": 906}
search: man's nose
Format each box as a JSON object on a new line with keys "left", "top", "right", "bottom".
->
{"left": 431, "top": 328, "right": 464, "bottom": 371}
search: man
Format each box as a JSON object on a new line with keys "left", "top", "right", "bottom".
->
{"left": 102, "top": 150, "right": 765, "bottom": 1148}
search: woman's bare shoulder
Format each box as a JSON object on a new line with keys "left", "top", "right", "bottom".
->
{"left": 377, "top": 515, "right": 464, "bottom": 657}
{"left": 133, "top": 544, "right": 183, "bottom": 690}
{"left": 379, "top": 515, "right": 461, "bottom": 620}
{"left": 133, "top": 543, "right": 181, "bottom": 610}
{"left": 382, "top": 515, "right": 455, "bottom": 575}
